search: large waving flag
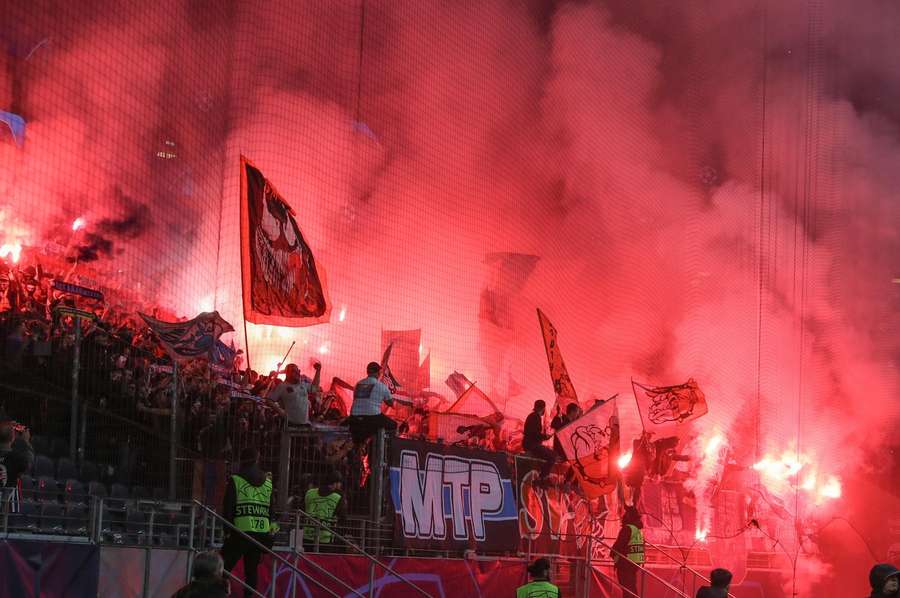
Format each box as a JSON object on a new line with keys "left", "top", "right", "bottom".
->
{"left": 445, "top": 371, "right": 474, "bottom": 399}
{"left": 631, "top": 378, "right": 708, "bottom": 434}
{"left": 446, "top": 382, "right": 501, "bottom": 417}
{"left": 555, "top": 399, "right": 620, "bottom": 498}
{"left": 536, "top": 308, "right": 579, "bottom": 414}
{"left": 140, "top": 311, "right": 234, "bottom": 362}
{"left": 380, "top": 329, "right": 421, "bottom": 392}
{"left": 240, "top": 156, "right": 330, "bottom": 326}
{"left": 479, "top": 253, "right": 540, "bottom": 329}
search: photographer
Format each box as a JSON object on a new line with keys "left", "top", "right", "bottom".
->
{"left": 0, "top": 417, "right": 34, "bottom": 513}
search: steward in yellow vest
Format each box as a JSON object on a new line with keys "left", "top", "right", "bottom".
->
{"left": 516, "top": 558, "right": 561, "bottom": 598}
{"left": 612, "top": 506, "right": 645, "bottom": 596}
{"left": 303, "top": 471, "right": 347, "bottom": 549}
{"left": 222, "top": 448, "right": 277, "bottom": 598}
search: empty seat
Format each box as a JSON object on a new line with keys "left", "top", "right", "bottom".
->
{"left": 36, "top": 476, "right": 59, "bottom": 502}
{"left": 88, "top": 481, "right": 108, "bottom": 499}
{"left": 125, "top": 508, "right": 149, "bottom": 543}
{"left": 152, "top": 487, "right": 166, "bottom": 501}
{"left": 65, "top": 504, "right": 89, "bottom": 535}
{"left": 56, "top": 457, "right": 78, "bottom": 482}
{"left": 50, "top": 438, "right": 68, "bottom": 459}
{"left": 30, "top": 435, "right": 50, "bottom": 456}
{"left": 109, "top": 483, "right": 130, "bottom": 509}
{"left": 99, "top": 505, "right": 126, "bottom": 543}
{"left": 39, "top": 503, "right": 65, "bottom": 534}
{"left": 80, "top": 461, "right": 100, "bottom": 483}
{"left": 64, "top": 479, "right": 87, "bottom": 504}
{"left": 19, "top": 500, "right": 40, "bottom": 532}
{"left": 32, "top": 455, "right": 54, "bottom": 478}
{"left": 131, "top": 486, "right": 150, "bottom": 500}
{"left": 19, "top": 475, "right": 35, "bottom": 500}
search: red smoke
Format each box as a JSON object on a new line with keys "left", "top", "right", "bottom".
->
{"left": 1, "top": 1, "right": 899, "bottom": 594}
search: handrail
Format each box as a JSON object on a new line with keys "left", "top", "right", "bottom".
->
{"left": 595, "top": 537, "right": 691, "bottom": 598}
{"left": 193, "top": 500, "right": 354, "bottom": 598}
{"left": 294, "top": 506, "right": 435, "bottom": 598}
{"left": 591, "top": 564, "right": 640, "bottom": 598}
{"left": 644, "top": 538, "right": 738, "bottom": 598}
{"left": 220, "top": 566, "right": 268, "bottom": 598}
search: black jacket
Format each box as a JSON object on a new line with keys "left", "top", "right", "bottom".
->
{"left": 171, "top": 578, "right": 229, "bottom": 598}
{"left": 696, "top": 587, "right": 728, "bottom": 598}
{"left": 523, "top": 412, "right": 548, "bottom": 451}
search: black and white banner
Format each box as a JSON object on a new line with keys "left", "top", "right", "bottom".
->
{"left": 388, "top": 439, "right": 518, "bottom": 552}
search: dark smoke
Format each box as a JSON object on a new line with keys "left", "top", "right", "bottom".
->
{"left": 69, "top": 187, "right": 150, "bottom": 262}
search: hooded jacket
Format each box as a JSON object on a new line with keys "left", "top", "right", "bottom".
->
{"left": 868, "top": 564, "right": 899, "bottom": 598}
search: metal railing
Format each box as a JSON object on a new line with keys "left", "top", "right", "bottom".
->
{"left": 193, "top": 501, "right": 352, "bottom": 598}
{"left": 643, "top": 538, "right": 738, "bottom": 598}
{"left": 593, "top": 536, "right": 692, "bottom": 598}
{"left": 289, "top": 502, "right": 433, "bottom": 597}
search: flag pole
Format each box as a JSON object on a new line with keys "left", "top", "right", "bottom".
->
{"left": 631, "top": 378, "right": 648, "bottom": 432}
{"left": 242, "top": 317, "right": 251, "bottom": 371}
{"left": 238, "top": 151, "right": 252, "bottom": 372}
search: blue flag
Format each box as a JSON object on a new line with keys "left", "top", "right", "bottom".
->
{"left": 0, "top": 111, "right": 25, "bottom": 148}
{"left": 139, "top": 311, "right": 234, "bottom": 362}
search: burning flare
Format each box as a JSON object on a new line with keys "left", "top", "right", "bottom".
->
{"left": 0, "top": 242, "right": 22, "bottom": 263}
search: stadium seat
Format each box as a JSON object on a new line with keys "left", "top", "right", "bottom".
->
{"left": 125, "top": 508, "right": 149, "bottom": 544}
{"left": 19, "top": 474, "right": 35, "bottom": 500}
{"left": 32, "top": 454, "right": 54, "bottom": 478}
{"left": 19, "top": 500, "right": 40, "bottom": 533}
{"left": 30, "top": 435, "right": 50, "bottom": 456}
{"left": 99, "top": 505, "right": 127, "bottom": 543}
{"left": 50, "top": 438, "right": 68, "bottom": 459}
{"left": 65, "top": 504, "right": 89, "bottom": 535}
{"left": 56, "top": 457, "right": 78, "bottom": 482}
{"left": 36, "top": 476, "right": 59, "bottom": 502}
{"left": 109, "top": 483, "right": 130, "bottom": 509}
{"left": 131, "top": 485, "right": 150, "bottom": 500}
{"left": 152, "top": 487, "right": 166, "bottom": 501}
{"left": 39, "top": 503, "right": 65, "bottom": 534}
{"left": 88, "top": 481, "right": 108, "bottom": 499}
{"left": 64, "top": 479, "right": 87, "bottom": 504}
{"left": 80, "top": 461, "right": 100, "bottom": 483}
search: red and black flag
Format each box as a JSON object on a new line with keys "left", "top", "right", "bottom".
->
{"left": 631, "top": 378, "right": 708, "bottom": 434}
{"left": 240, "top": 156, "right": 330, "bottom": 326}
{"left": 380, "top": 329, "right": 423, "bottom": 393}
{"left": 537, "top": 308, "right": 579, "bottom": 414}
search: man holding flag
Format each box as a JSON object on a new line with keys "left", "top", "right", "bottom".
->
{"left": 523, "top": 400, "right": 556, "bottom": 481}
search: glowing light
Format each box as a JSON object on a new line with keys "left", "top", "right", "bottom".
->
{"left": 72, "top": 217, "right": 86, "bottom": 231}
{"left": 0, "top": 243, "right": 22, "bottom": 263}
{"left": 801, "top": 473, "right": 817, "bottom": 491}
{"left": 695, "top": 528, "right": 709, "bottom": 543}
{"left": 618, "top": 451, "right": 633, "bottom": 469}
{"left": 752, "top": 453, "right": 804, "bottom": 480}
{"left": 196, "top": 294, "right": 215, "bottom": 313}
{"left": 338, "top": 306, "right": 346, "bottom": 322}
{"left": 753, "top": 450, "right": 842, "bottom": 504}
{"left": 818, "top": 476, "right": 842, "bottom": 500}
{"left": 318, "top": 343, "right": 329, "bottom": 354}
{"left": 704, "top": 433, "right": 724, "bottom": 457}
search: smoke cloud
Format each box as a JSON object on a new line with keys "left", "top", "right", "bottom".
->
{"left": 1, "top": 0, "right": 898, "bottom": 593}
